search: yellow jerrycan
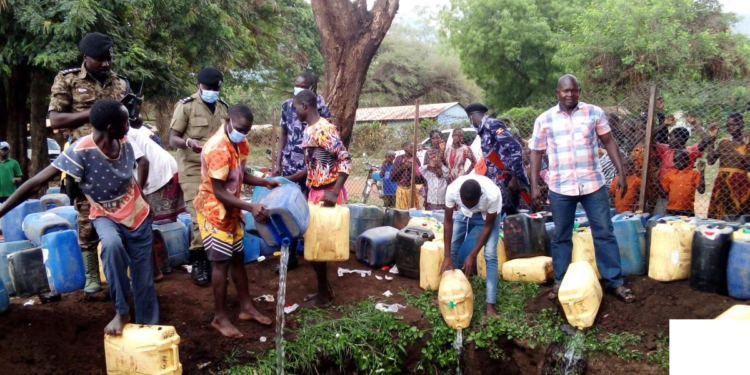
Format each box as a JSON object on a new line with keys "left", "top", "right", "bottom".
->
{"left": 733, "top": 227, "right": 750, "bottom": 241}
{"left": 477, "top": 233, "right": 507, "bottom": 280}
{"left": 715, "top": 305, "right": 750, "bottom": 319}
{"left": 98, "top": 242, "right": 130, "bottom": 284}
{"left": 438, "top": 269, "right": 474, "bottom": 329}
{"left": 408, "top": 217, "right": 444, "bottom": 240}
{"left": 501, "top": 256, "right": 554, "bottom": 284}
{"left": 420, "top": 240, "right": 445, "bottom": 290}
{"left": 648, "top": 220, "right": 695, "bottom": 281}
{"left": 305, "top": 203, "right": 350, "bottom": 262}
{"left": 104, "top": 323, "right": 182, "bottom": 374}
{"left": 571, "top": 228, "right": 601, "bottom": 279}
{"left": 558, "top": 261, "right": 603, "bottom": 329}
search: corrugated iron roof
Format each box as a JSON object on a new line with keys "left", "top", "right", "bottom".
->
{"left": 355, "top": 102, "right": 462, "bottom": 122}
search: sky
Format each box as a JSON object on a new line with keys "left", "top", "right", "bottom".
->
{"left": 720, "top": 0, "right": 750, "bottom": 15}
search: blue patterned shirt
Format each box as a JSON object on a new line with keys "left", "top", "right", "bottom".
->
{"left": 474, "top": 115, "right": 529, "bottom": 186}
{"left": 279, "top": 94, "right": 331, "bottom": 181}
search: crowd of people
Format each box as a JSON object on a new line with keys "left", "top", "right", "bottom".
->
{"left": 0, "top": 31, "right": 748, "bottom": 338}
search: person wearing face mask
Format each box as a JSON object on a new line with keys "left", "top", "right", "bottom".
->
{"left": 0, "top": 99, "right": 158, "bottom": 335}
{"left": 47, "top": 32, "right": 132, "bottom": 298}
{"left": 193, "top": 104, "right": 277, "bottom": 337}
{"left": 271, "top": 72, "right": 331, "bottom": 272}
{"left": 168, "top": 67, "right": 229, "bottom": 286}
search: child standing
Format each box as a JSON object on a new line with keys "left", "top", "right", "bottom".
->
{"left": 193, "top": 104, "right": 275, "bottom": 337}
{"left": 610, "top": 158, "right": 641, "bottom": 213}
{"left": 295, "top": 89, "right": 351, "bottom": 308}
{"left": 0, "top": 99, "right": 156, "bottom": 335}
{"left": 381, "top": 151, "right": 397, "bottom": 208}
{"left": 660, "top": 150, "right": 706, "bottom": 217}
{"left": 392, "top": 142, "right": 421, "bottom": 209}
{"left": 420, "top": 152, "right": 449, "bottom": 210}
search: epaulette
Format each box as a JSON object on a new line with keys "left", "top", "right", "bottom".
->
{"left": 59, "top": 68, "right": 81, "bottom": 75}
{"left": 116, "top": 74, "right": 131, "bottom": 93}
{"left": 180, "top": 96, "right": 195, "bottom": 104}
{"left": 218, "top": 99, "right": 229, "bottom": 107}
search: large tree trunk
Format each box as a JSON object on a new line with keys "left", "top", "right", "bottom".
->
{"left": 311, "top": 0, "right": 399, "bottom": 147}
{"left": 29, "top": 67, "right": 49, "bottom": 177}
{"left": 151, "top": 96, "right": 177, "bottom": 151}
{"left": 7, "top": 64, "right": 30, "bottom": 179}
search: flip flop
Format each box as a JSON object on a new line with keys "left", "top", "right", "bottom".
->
{"left": 608, "top": 286, "right": 636, "bottom": 304}
{"left": 547, "top": 283, "right": 561, "bottom": 300}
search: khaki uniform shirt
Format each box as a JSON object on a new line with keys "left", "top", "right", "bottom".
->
{"left": 48, "top": 63, "right": 130, "bottom": 142}
{"left": 169, "top": 92, "right": 228, "bottom": 200}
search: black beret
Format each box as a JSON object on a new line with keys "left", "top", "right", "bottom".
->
{"left": 197, "top": 67, "right": 223, "bottom": 87}
{"left": 465, "top": 103, "right": 489, "bottom": 115}
{"left": 78, "top": 32, "right": 113, "bottom": 59}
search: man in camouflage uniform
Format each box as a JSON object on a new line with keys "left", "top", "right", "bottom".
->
{"left": 48, "top": 32, "right": 131, "bottom": 296}
{"left": 169, "top": 67, "right": 228, "bottom": 286}
{"left": 466, "top": 103, "right": 529, "bottom": 216}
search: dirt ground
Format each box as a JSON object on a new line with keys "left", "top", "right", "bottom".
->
{"left": 0, "top": 255, "right": 747, "bottom": 375}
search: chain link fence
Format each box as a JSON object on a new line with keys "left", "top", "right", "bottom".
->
{"left": 143, "top": 79, "right": 750, "bottom": 219}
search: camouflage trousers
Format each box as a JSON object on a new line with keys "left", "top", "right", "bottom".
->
{"left": 75, "top": 197, "right": 99, "bottom": 253}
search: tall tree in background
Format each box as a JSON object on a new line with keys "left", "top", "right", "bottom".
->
{"left": 0, "top": 0, "right": 318, "bottom": 173}
{"left": 311, "top": 0, "right": 399, "bottom": 147}
{"left": 360, "top": 23, "right": 482, "bottom": 107}
{"left": 443, "top": 0, "right": 750, "bottom": 111}
{"left": 554, "top": 0, "right": 749, "bottom": 86}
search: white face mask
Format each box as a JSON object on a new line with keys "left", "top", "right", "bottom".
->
{"left": 293, "top": 87, "right": 305, "bottom": 96}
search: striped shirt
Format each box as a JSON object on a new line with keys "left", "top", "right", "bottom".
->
{"left": 530, "top": 102, "right": 610, "bottom": 196}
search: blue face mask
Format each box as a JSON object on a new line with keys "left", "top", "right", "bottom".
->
{"left": 200, "top": 89, "right": 220, "bottom": 103}
{"left": 227, "top": 119, "right": 247, "bottom": 144}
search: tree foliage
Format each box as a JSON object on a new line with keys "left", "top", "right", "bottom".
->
{"left": 360, "top": 23, "right": 482, "bottom": 107}
{"left": 442, "top": 0, "right": 750, "bottom": 111}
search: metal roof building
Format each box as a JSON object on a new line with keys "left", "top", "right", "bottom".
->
{"left": 355, "top": 102, "right": 467, "bottom": 127}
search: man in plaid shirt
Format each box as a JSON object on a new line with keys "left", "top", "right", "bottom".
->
{"left": 529, "top": 74, "right": 635, "bottom": 304}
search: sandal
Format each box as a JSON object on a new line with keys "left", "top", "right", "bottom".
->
{"left": 608, "top": 286, "right": 636, "bottom": 304}
{"left": 547, "top": 283, "right": 561, "bottom": 300}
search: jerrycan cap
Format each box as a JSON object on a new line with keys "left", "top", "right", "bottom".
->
{"left": 743, "top": 228, "right": 750, "bottom": 234}
{"left": 446, "top": 301, "right": 457, "bottom": 309}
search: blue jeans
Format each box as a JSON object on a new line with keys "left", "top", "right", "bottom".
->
{"left": 548, "top": 187, "right": 623, "bottom": 289}
{"left": 93, "top": 217, "right": 159, "bottom": 324}
{"left": 449, "top": 211, "right": 502, "bottom": 304}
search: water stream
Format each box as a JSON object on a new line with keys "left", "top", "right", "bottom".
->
{"left": 276, "top": 244, "right": 290, "bottom": 375}
{"left": 562, "top": 330, "right": 585, "bottom": 374}
{"left": 452, "top": 328, "right": 463, "bottom": 375}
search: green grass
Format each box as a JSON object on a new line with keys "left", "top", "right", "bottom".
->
{"left": 225, "top": 299, "right": 422, "bottom": 375}
{"left": 226, "top": 279, "right": 666, "bottom": 374}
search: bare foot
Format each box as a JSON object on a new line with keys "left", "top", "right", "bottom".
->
{"left": 486, "top": 304, "right": 498, "bottom": 318}
{"left": 239, "top": 304, "right": 272, "bottom": 326}
{"left": 301, "top": 293, "right": 332, "bottom": 308}
{"left": 211, "top": 315, "right": 243, "bottom": 338}
{"left": 104, "top": 313, "right": 130, "bottom": 335}
{"left": 303, "top": 284, "right": 335, "bottom": 302}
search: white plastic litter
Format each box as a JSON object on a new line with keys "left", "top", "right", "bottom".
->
{"left": 337, "top": 267, "right": 372, "bottom": 278}
{"left": 254, "top": 294, "right": 275, "bottom": 302}
{"left": 284, "top": 303, "right": 299, "bottom": 314}
{"left": 375, "top": 275, "right": 383, "bottom": 280}
{"left": 259, "top": 336, "right": 267, "bottom": 343}
{"left": 383, "top": 290, "right": 393, "bottom": 297}
{"left": 389, "top": 265, "right": 399, "bottom": 274}
{"left": 385, "top": 275, "right": 393, "bottom": 281}
{"left": 257, "top": 256, "right": 266, "bottom": 262}
{"left": 182, "top": 264, "right": 193, "bottom": 273}
{"left": 375, "top": 303, "right": 405, "bottom": 313}
{"left": 23, "top": 300, "right": 34, "bottom": 306}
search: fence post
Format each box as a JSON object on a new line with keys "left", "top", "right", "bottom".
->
{"left": 411, "top": 99, "right": 420, "bottom": 209}
{"left": 637, "top": 84, "right": 658, "bottom": 212}
{"left": 271, "top": 108, "right": 278, "bottom": 170}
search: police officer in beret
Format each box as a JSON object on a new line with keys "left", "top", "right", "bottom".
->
{"left": 48, "top": 32, "right": 131, "bottom": 297}
{"left": 465, "top": 103, "right": 529, "bottom": 215}
{"left": 169, "top": 67, "right": 229, "bottom": 286}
